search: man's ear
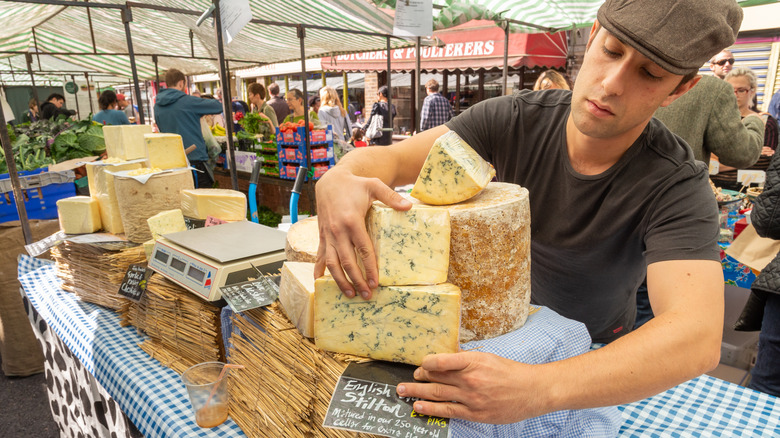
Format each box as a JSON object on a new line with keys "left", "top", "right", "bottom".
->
{"left": 660, "top": 75, "right": 701, "bottom": 107}
{"left": 585, "top": 20, "right": 600, "bottom": 51}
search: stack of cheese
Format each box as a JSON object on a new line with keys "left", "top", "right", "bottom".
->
{"left": 180, "top": 188, "right": 248, "bottom": 223}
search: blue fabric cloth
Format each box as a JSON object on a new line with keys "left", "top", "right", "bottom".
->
{"left": 769, "top": 91, "right": 780, "bottom": 131}
{"left": 154, "top": 88, "right": 223, "bottom": 162}
{"left": 93, "top": 109, "right": 130, "bottom": 126}
{"left": 749, "top": 293, "right": 780, "bottom": 397}
{"left": 420, "top": 92, "right": 453, "bottom": 131}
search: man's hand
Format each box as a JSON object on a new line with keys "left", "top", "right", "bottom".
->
{"left": 314, "top": 167, "right": 411, "bottom": 299}
{"left": 395, "top": 352, "right": 550, "bottom": 424}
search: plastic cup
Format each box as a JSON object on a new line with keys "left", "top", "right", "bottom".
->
{"left": 181, "top": 361, "right": 230, "bottom": 428}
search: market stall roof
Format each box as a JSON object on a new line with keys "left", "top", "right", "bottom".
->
{"left": 322, "top": 20, "right": 568, "bottom": 73}
{"left": 0, "top": 0, "right": 412, "bottom": 80}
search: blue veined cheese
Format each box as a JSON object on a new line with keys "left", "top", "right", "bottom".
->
{"left": 314, "top": 276, "right": 461, "bottom": 365}
{"left": 366, "top": 202, "right": 450, "bottom": 286}
{"left": 279, "top": 261, "right": 317, "bottom": 338}
{"left": 411, "top": 130, "right": 495, "bottom": 205}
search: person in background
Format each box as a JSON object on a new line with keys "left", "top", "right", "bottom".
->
{"left": 364, "top": 85, "right": 396, "bottom": 146}
{"left": 533, "top": 70, "right": 571, "bottom": 91}
{"left": 308, "top": 95, "right": 321, "bottom": 122}
{"left": 420, "top": 79, "right": 453, "bottom": 132}
{"left": 282, "top": 88, "right": 319, "bottom": 125}
{"left": 711, "top": 67, "right": 778, "bottom": 191}
{"left": 314, "top": 0, "right": 740, "bottom": 423}
{"left": 214, "top": 87, "right": 223, "bottom": 103}
{"left": 709, "top": 49, "right": 735, "bottom": 79}
{"left": 116, "top": 93, "right": 139, "bottom": 123}
{"left": 154, "top": 68, "right": 224, "bottom": 189}
{"left": 318, "top": 86, "right": 352, "bottom": 141}
{"left": 769, "top": 89, "right": 780, "bottom": 132}
{"left": 199, "top": 94, "right": 222, "bottom": 176}
{"left": 39, "top": 93, "right": 74, "bottom": 121}
{"left": 191, "top": 89, "right": 201, "bottom": 97}
{"left": 347, "top": 96, "right": 359, "bottom": 123}
{"left": 349, "top": 127, "right": 367, "bottom": 148}
{"left": 267, "top": 82, "right": 290, "bottom": 123}
{"left": 22, "top": 98, "right": 38, "bottom": 123}
{"left": 92, "top": 90, "right": 130, "bottom": 126}
{"left": 247, "top": 82, "right": 278, "bottom": 139}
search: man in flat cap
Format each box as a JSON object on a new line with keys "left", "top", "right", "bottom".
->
{"left": 314, "top": 0, "right": 743, "bottom": 424}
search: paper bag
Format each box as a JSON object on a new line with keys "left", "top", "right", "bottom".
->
{"left": 725, "top": 224, "right": 780, "bottom": 272}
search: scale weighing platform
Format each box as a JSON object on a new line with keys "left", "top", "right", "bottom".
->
{"left": 148, "top": 221, "right": 287, "bottom": 301}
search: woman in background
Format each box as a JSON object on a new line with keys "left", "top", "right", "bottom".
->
{"left": 533, "top": 70, "right": 570, "bottom": 91}
{"left": 22, "top": 98, "right": 39, "bottom": 123}
{"left": 318, "top": 86, "right": 352, "bottom": 142}
{"left": 92, "top": 90, "right": 130, "bottom": 125}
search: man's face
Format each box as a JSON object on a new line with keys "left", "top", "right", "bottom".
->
{"left": 570, "top": 28, "right": 689, "bottom": 142}
{"left": 709, "top": 51, "right": 734, "bottom": 79}
{"left": 117, "top": 98, "right": 127, "bottom": 108}
{"left": 52, "top": 98, "right": 64, "bottom": 108}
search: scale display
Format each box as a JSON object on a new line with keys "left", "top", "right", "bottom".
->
{"left": 147, "top": 221, "right": 287, "bottom": 301}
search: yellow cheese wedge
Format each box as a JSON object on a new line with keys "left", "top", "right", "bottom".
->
{"left": 57, "top": 196, "right": 102, "bottom": 234}
{"left": 103, "top": 125, "right": 152, "bottom": 160}
{"left": 278, "top": 262, "right": 316, "bottom": 338}
{"left": 314, "top": 276, "right": 461, "bottom": 365}
{"left": 144, "top": 133, "right": 188, "bottom": 170}
{"left": 147, "top": 209, "right": 187, "bottom": 240}
{"left": 180, "top": 189, "right": 247, "bottom": 221}
{"left": 85, "top": 160, "right": 145, "bottom": 234}
{"left": 143, "top": 239, "right": 156, "bottom": 262}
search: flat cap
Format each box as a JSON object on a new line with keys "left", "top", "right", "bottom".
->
{"left": 597, "top": 0, "right": 743, "bottom": 75}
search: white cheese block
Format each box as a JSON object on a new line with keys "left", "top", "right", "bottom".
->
{"left": 366, "top": 203, "right": 450, "bottom": 286}
{"left": 143, "top": 239, "right": 156, "bottom": 262}
{"left": 85, "top": 160, "right": 145, "bottom": 234}
{"left": 411, "top": 130, "right": 495, "bottom": 205}
{"left": 285, "top": 216, "right": 319, "bottom": 263}
{"left": 278, "top": 262, "right": 316, "bottom": 338}
{"left": 57, "top": 196, "right": 102, "bottom": 234}
{"left": 406, "top": 182, "right": 531, "bottom": 342}
{"left": 114, "top": 169, "right": 194, "bottom": 243}
{"left": 144, "top": 133, "right": 188, "bottom": 170}
{"left": 103, "top": 125, "right": 152, "bottom": 160}
{"left": 314, "top": 276, "right": 461, "bottom": 365}
{"left": 180, "top": 189, "right": 247, "bottom": 221}
{"left": 147, "top": 209, "right": 187, "bottom": 240}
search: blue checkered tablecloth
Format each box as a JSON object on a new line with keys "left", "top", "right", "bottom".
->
{"left": 17, "top": 254, "right": 245, "bottom": 438}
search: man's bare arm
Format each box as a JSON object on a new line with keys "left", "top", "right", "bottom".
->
{"left": 314, "top": 125, "right": 450, "bottom": 298}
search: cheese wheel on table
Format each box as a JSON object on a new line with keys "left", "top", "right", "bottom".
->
{"left": 285, "top": 216, "right": 319, "bottom": 263}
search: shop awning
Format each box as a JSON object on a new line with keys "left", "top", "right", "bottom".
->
{"left": 321, "top": 20, "right": 567, "bottom": 73}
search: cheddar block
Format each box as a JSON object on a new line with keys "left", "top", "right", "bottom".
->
{"left": 278, "top": 262, "right": 316, "bottom": 338}
{"left": 57, "top": 196, "right": 102, "bottom": 234}
{"left": 147, "top": 209, "right": 187, "bottom": 240}
{"left": 85, "top": 160, "right": 145, "bottom": 234}
{"left": 144, "top": 133, "right": 188, "bottom": 169}
{"left": 180, "top": 189, "right": 247, "bottom": 221}
{"left": 103, "top": 125, "right": 152, "bottom": 160}
{"left": 366, "top": 202, "right": 450, "bottom": 286}
{"left": 411, "top": 130, "right": 495, "bottom": 205}
{"left": 314, "top": 276, "right": 461, "bottom": 365}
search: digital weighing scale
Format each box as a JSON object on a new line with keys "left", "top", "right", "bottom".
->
{"left": 148, "top": 221, "right": 287, "bottom": 301}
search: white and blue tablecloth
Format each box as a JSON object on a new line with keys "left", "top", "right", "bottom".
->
{"left": 19, "top": 254, "right": 780, "bottom": 438}
{"left": 17, "top": 255, "right": 245, "bottom": 438}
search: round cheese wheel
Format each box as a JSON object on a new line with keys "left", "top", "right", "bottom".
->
{"left": 285, "top": 216, "right": 319, "bottom": 263}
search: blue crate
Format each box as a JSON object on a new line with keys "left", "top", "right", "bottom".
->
{"left": 277, "top": 144, "right": 334, "bottom": 164}
{"left": 0, "top": 168, "right": 76, "bottom": 223}
{"left": 279, "top": 161, "right": 334, "bottom": 181}
{"left": 276, "top": 125, "right": 333, "bottom": 146}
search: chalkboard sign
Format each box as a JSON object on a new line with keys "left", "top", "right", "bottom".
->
{"left": 220, "top": 276, "right": 278, "bottom": 313}
{"left": 324, "top": 362, "right": 451, "bottom": 438}
{"left": 118, "top": 264, "right": 152, "bottom": 302}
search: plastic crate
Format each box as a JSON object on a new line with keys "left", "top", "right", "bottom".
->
{"left": 279, "top": 162, "right": 333, "bottom": 181}
{"left": 277, "top": 144, "right": 334, "bottom": 164}
{"left": 0, "top": 168, "right": 76, "bottom": 223}
{"left": 276, "top": 126, "right": 333, "bottom": 146}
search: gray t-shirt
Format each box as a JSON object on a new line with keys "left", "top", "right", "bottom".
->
{"left": 446, "top": 89, "right": 720, "bottom": 343}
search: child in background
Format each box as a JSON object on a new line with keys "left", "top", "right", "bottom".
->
{"left": 350, "top": 127, "right": 367, "bottom": 148}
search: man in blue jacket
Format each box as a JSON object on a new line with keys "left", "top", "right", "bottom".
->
{"left": 154, "top": 68, "right": 223, "bottom": 188}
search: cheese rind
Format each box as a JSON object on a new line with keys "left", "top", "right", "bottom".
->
{"left": 147, "top": 209, "right": 187, "bottom": 240}
{"left": 410, "top": 130, "right": 495, "bottom": 205}
{"left": 366, "top": 203, "right": 450, "bottom": 286}
{"left": 314, "top": 277, "right": 461, "bottom": 365}
{"left": 144, "top": 133, "right": 188, "bottom": 170}
{"left": 57, "top": 196, "right": 102, "bottom": 234}
{"left": 279, "top": 262, "right": 316, "bottom": 338}
{"left": 85, "top": 160, "right": 145, "bottom": 234}
{"left": 285, "top": 216, "right": 319, "bottom": 262}
{"left": 103, "top": 125, "right": 152, "bottom": 160}
{"left": 180, "top": 189, "right": 247, "bottom": 221}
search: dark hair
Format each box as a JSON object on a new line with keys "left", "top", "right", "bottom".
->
{"left": 377, "top": 86, "right": 389, "bottom": 98}
{"left": 247, "top": 82, "right": 267, "bottom": 100}
{"left": 288, "top": 88, "right": 304, "bottom": 101}
{"left": 46, "top": 93, "right": 65, "bottom": 102}
{"left": 268, "top": 83, "right": 280, "bottom": 96}
{"left": 351, "top": 127, "right": 364, "bottom": 142}
{"left": 28, "top": 98, "right": 38, "bottom": 110}
{"left": 98, "top": 90, "right": 118, "bottom": 110}
{"left": 308, "top": 95, "right": 320, "bottom": 107}
{"left": 164, "top": 68, "right": 185, "bottom": 88}
{"left": 201, "top": 94, "right": 215, "bottom": 100}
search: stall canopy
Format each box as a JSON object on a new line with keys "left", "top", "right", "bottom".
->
{"left": 0, "top": 0, "right": 412, "bottom": 80}
{"left": 322, "top": 20, "right": 568, "bottom": 72}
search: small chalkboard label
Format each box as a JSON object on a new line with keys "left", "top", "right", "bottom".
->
{"left": 220, "top": 276, "right": 278, "bottom": 313}
{"left": 324, "top": 362, "right": 451, "bottom": 438}
{"left": 118, "top": 264, "right": 152, "bottom": 302}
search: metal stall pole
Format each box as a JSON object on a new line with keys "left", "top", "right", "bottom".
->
{"left": 121, "top": 5, "right": 145, "bottom": 124}
{"left": 342, "top": 71, "right": 348, "bottom": 113}
{"left": 0, "top": 106, "right": 32, "bottom": 244}
{"left": 24, "top": 53, "right": 40, "bottom": 111}
{"left": 84, "top": 72, "right": 94, "bottom": 114}
{"left": 212, "top": 0, "right": 238, "bottom": 190}
{"left": 71, "top": 75, "right": 81, "bottom": 118}
{"left": 387, "top": 35, "right": 393, "bottom": 138}
{"left": 502, "top": 20, "right": 509, "bottom": 95}
{"left": 414, "top": 36, "right": 421, "bottom": 134}
{"left": 298, "top": 24, "right": 315, "bottom": 214}
{"left": 153, "top": 54, "right": 160, "bottom": 89}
